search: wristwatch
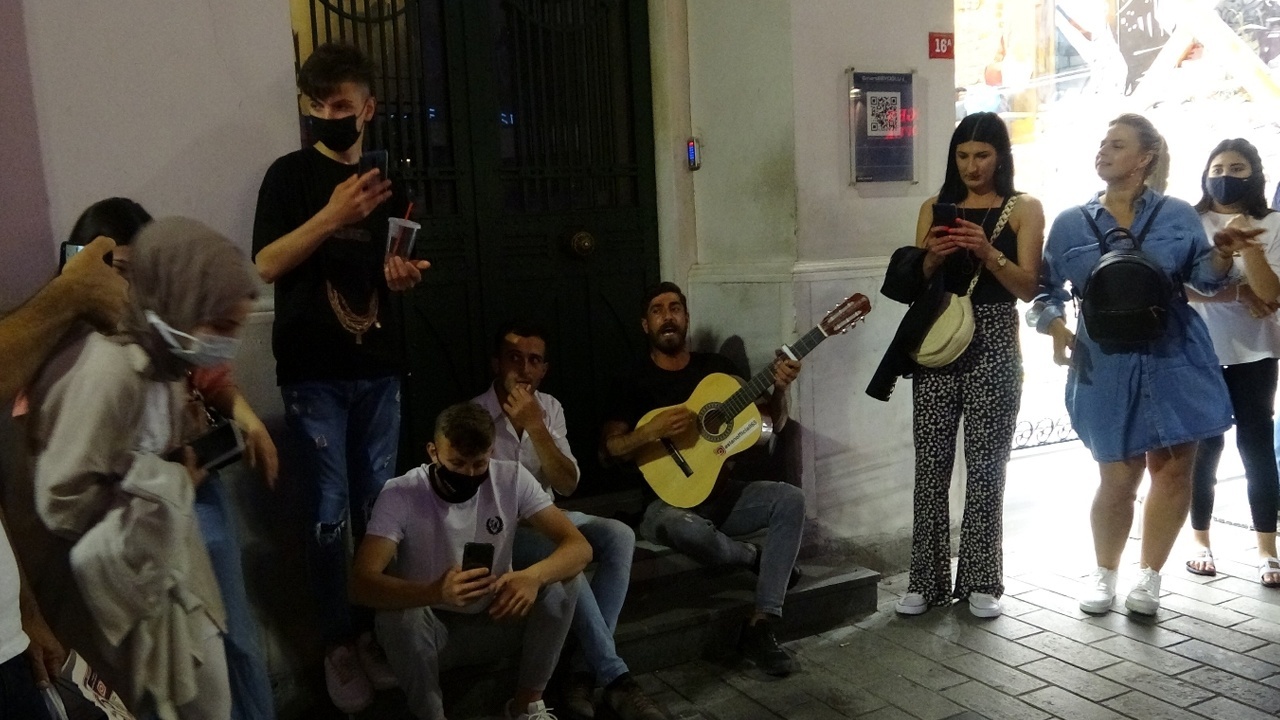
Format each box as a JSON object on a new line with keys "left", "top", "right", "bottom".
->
{"left": 991, "top": 251, "right": 1008, "bottom": 269}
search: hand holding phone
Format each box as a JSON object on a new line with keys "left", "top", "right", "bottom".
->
{"left": 58, "top": 242, "right": 114, "bottom": 272}
{"left": 359, "top": 149, "right": 389, "bottom": 179}
{"left": 165, "top": 420, "right": 245, "bottom": 472}
{"left": 462, "top": 541, "right": 495, "bottom": 572}
{"left": 931, "top": 203, "right": 960, "bottom": 230}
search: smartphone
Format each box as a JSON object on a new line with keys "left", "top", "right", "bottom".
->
{"left": 358, "top": 149, "right": 389, "bottom": 178}
{"left": 462, "top": 542, "right": 495, "bottom": 573}
{"left": 931, "top": 203, "right": 960, "bottom": 229}
{"left": 166, "top": 420, "right": 244, "bottom": 471}
{"left": 58, "top": 242, "right": 114, "bottom": 272}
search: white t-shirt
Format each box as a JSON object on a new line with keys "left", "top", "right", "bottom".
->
{"left": 0, "top": 529, "right": 30, "bottom": 664}
{"left": 365, "top": 459, "right": 553, "bottom": 613}
{"left": 472, "top": 386, "right": 579, "bottom": 495}
{"left": 1194, "top": 211, "right": 1280, "bottom": 365}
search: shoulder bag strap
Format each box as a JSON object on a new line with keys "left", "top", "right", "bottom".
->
{"left": 966, "top": 195, "right": 1019, "bottom": 295}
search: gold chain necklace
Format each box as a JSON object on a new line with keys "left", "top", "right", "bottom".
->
{"left": 326, "top": 280, "right": 380, "bottom": 345}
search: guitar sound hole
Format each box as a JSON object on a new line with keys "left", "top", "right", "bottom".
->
{"left": 698, "top": 403, "right": 732, "bottom": 442}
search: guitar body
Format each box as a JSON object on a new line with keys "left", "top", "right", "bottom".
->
{"left": 635, "top": 373, "right": 764, "bottom": 508}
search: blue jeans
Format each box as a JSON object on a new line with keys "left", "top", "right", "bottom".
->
{"left": 282, "top": 377, "right": 401, "bottom": 643}
{"left": 0, "top": 654, "right": 49, "bottom": 720}
{"left": 512, "top": 512, "right": 635, "bottom": 686}
{"left": 194, "top": 474, "right": 276, "bottom": 720}
{"left": 640, "top": 481, "right": 805, "bottom": 618}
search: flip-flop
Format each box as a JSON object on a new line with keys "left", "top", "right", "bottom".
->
{"left": 1260, "top": 557, "right": 1280, "bottom": 588}
{"left": 1185, "top": 547, "right": 1217, "bottom": 577}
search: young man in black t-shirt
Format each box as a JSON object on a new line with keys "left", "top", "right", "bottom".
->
{"left": 600, "top": 282, "right": 806, "bottom": 677}
{"left": 251, "top": 43, "right": 429, "bottom": 714}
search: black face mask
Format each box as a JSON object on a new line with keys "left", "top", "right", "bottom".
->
{"left": 1207, "top": 175, "right": 1251, "bottom": 207}
{"left": 307, "top": 114, "right": 362, "bottom": 153}
{"left": 428, "top": 462, "right": 489, "bottom": 504}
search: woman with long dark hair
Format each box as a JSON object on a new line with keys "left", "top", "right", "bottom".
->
{"left": 896, "top": 112, "right": 1045, "bottom": 618}
{"left": 1031, "top": 114, "right": 1246, "bottom": 616}
{"left": 1185, "top": 138, "right": 1280, "bottom": 587}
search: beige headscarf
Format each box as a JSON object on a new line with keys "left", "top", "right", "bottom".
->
{"left": 120, "top": 217, "right": 258, "bottom": 379}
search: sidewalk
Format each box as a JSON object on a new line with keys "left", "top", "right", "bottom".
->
{"left": 620, "top": 442, "right": 1280, "bottom": 720}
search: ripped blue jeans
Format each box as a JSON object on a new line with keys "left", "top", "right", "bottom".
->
{"left": 283, "top": 376, "right": 401, "bottom": 643}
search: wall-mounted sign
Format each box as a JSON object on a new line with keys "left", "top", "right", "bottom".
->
{"left": 848, "top": 69, "right": 917, "bottom": 184}
{"left": 929, "top": 32, "right": 955, "bottom": 59}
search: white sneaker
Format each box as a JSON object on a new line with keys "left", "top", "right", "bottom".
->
{"left": 895, "top": 592, "right": 929, "bottom": 615}
{"left": 968, "top": 592, "right": 1002, "bottom": 618}
{"left": 1125, "top": 567, "right": 1161, "bottom": 616}
{"left": 1079, "top": 567, "right": 1117, "bottom": 614}
{"left": 506, "top": 699, "right": 559, "bottom": 720}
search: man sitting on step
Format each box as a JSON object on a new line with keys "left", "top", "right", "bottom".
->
{"left": 351, "top": 402, "right": 590, "bottom": 720}
{"left": 600, "top": 282, "right": 806, "bottom": 678}
{"left": 473, "top": 321, "right": 669, "bottom": 720}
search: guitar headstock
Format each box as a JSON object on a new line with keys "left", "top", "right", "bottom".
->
{"left": 819, "top": 293, "right": 871, "bottom": 336}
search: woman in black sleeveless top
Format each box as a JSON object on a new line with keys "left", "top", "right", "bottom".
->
{"left": 895, "top": 112, "right": 1045, "bottom": 619}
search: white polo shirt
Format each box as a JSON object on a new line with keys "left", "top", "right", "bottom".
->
{"left": 472, "top": 386, "right": 579, "bottom": 496}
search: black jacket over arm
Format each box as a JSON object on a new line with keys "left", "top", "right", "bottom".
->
{"left": 866, "top": 246, "right": 947, "bottom": 401}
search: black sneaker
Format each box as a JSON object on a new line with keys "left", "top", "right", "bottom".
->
{"left": 749, "top": 543, "right": 803, "bottom": 590}
{"left": 602, "top": 677, "right": 668, "bottom": 720}
{"left": 560, "top": 671, "right": 596, "bottom": 719}
{"left": 738, "top": 617, "right": 797, "bottom": 677}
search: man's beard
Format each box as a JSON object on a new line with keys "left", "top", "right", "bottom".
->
{"left": 651, "top": 324, "right": 686, "bottom": 355}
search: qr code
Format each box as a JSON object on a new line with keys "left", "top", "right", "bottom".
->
{"left": 867, "top": 91, "right": 902, "bottom": 138}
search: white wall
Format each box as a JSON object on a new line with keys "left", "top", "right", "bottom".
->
{"left": 663, "top": 0, "right": 957, "bottom": 566}
{"left": 790, "top": 0, "right": 956, "bottom": 563}
{"left": 14, "top": 0, "right": 299, "bottom": 272}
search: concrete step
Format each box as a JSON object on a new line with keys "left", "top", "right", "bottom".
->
{"left": 436, "top": 551, "right": 879, "bottom": 718}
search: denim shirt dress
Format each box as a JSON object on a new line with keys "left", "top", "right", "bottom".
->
{"left": 1032, "top": 189, "right": 1232, "bottom": 463}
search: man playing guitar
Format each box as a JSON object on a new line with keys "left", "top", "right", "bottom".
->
{"left": 600, "top": 282, "right": 805, "bottom": 677}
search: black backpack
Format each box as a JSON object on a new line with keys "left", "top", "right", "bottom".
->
{"left": 1076, "top": 197, "right": 1174, "bottom": 349}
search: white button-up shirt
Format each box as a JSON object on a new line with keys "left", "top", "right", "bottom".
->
{"left": 472, "top": 385, "right": 580, "bottom": 496}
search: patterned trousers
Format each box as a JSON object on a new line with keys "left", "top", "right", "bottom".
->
{"left": 909, "top": 301, "right": 1022, "bottom": 604}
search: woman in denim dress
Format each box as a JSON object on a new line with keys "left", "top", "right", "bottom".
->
{"left": 1031, "top": 114, "right": 1250, "bottom": 616}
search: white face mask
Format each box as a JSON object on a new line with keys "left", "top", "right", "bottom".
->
{"left": 145, "top": 310, "right": 240, "bottom": 368}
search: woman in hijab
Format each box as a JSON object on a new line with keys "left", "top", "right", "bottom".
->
{"left": 27, "top": 217, "right": 258, "bottom": 720}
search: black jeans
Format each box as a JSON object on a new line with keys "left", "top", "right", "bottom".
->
{"left": 0, "top": 652, "right": 49, "bottom": 720}
{"left": 1191, "top": 358, "right": 1280, "bottom": 533}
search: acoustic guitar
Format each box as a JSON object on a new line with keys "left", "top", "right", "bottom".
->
{"left": 634, "top": 293, "right": 871, "bottom": 508}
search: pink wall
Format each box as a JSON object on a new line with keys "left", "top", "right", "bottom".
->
{"left": 0, "top": 0, "right": 54, "bottom": 312}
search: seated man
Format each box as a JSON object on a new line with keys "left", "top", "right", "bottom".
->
{"left": 600, "top": 282, "right": 806, "bottom": 677}
{"left": 351, "top": 402, "right": 591, "bottom": 720}
{"left": 474, "top": 322, "right": 667, "bottom": 720}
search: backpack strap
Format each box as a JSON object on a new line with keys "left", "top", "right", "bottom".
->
{"left": 1131, "top": 196, "right": 1168, "bottom": 249}
{"left": 1077, "top": 195, "right": 1168, "bottom": 252}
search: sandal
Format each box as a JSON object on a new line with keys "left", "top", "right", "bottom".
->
{"left": 1185, "top": 547, "right": 1217, "bottom": 577}
{"left": 1260, "top": 557, "right": 1280, "bottom": 588}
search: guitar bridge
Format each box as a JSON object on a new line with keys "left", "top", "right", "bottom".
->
{"left": 660, "top": 438, "right": 694, "bottom": 477}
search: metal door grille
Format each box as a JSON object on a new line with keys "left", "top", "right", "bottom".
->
{"left": 493, "top": 0, "right": 638, "bottom": 213}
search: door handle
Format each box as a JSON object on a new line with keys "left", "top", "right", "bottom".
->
{"left": 569, "top": 231, "right": 596, "bottom": 258}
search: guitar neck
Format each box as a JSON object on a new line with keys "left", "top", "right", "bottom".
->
{"left": 720, "top": 324, "right": 828, "bottom": 418}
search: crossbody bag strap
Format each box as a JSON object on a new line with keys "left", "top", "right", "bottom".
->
{"left": 966, "top": 195, "right": 1019, "bottom": 295}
